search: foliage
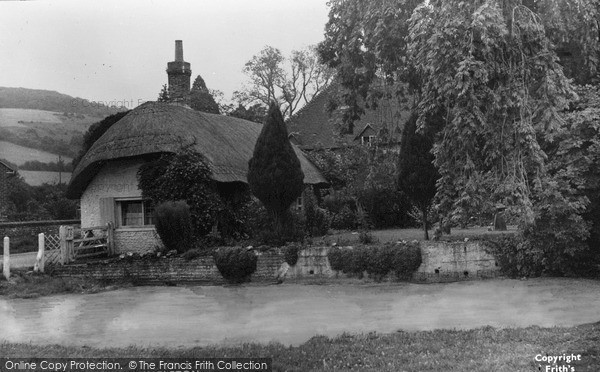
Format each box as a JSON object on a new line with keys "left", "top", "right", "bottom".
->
{"left": 212, "top": 247, "right": 257, "bottom": 283}
{"left": 521, "top": 83, "right": 600, "bottom": 276}
{"left": 319, "top": 0, "right": 598, "bottom": 232}
{"left": 226, "top": 103, "right": 267, "bottom": 124}
{"left": 137, "top": 147, "right": 223, "bottom": 240}
{"left": 318, "top": 0, "right": 421, "bottom": 133}
{"left": 398, "top": 113, "right": 439, "bottom": 239}
{"left": 358, "top": 230, "right": 376, "bottom": 245}
{"left": 302, "top": 189, "right": 331, "bottom": 236}
{"left": 409, "top": 0, "right": 574, "bottom": 223}
{"left": 247, "top": 103, "right": 304, "bottom": 234}
{"left": 154, "top": 201, "right": 194, "bottom": 254}
{"left": 283, "top": 244, "right": 300, "bottom": 266}
{"left": 327, "top": 243, "right": 422, "bottom": 281}
{"left": 4, "top": 178, "right": 77, "bottom": 221}
{"left": 189, "top": 75, "right": 220, "bottom": 114}
{"left": 19, "top": 160, "right": 72, "bottom": 172}
{"left": 307, "top": 146, "right": 412, "bottom": 230}
{"left": 157, "top": 84, "right": 170, "bottom": 102}
{"left": 236, "top": 45, "right": 334, "bottom": 118}
{"left": 72, "top": 110, "right": 130, "bottom": 169}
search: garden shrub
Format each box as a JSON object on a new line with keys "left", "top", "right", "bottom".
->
{"left": 330, "top": 205, "right": 358, "bottom": 230}
{"left": 358, "top": 230, "right": 376, "bottom": 244}
{"left": 303, "top": 190, "right": 331, "bottom": 236}
{"left": 393, "top": 243, "right": 422, "bottom": 279}
{"left": 213, "top": 247, "right": 258, "bottom": 283}
{"left": 284, "top": 244, "right": 301, "bottom": 266}
{"left": 327, "top": 243, "right": 422, "bottom": 281}
{"left": 327, "top": 246, "right": 345, "bottom": 271}
{"left": 154, "top": 201, "right": 193, "bottom": 254}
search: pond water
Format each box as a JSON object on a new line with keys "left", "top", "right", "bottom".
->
{"left": 1, "top": 278, "right": 599, "bottom": 348}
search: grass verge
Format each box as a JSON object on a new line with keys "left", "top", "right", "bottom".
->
{"left": 1, "top": 323, "right": 598, "bottom": 371}
{"left": 0, "top": 269, "right": 132, "bottom": 299}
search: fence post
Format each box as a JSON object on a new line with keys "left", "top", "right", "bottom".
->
{"left": 66, "top": 226, "right": 74, "bottom": 262}
{"left": 107, "top": 222, "right": 115, "bottom": 255}
{"left": 34, "top": 233, "right": 45, "bottom": 273}
{"left": 59, "top": 226, "right": 67, "bottom": 265}
{"left": 3, "top": 236, "right": 9, "bottom": 280}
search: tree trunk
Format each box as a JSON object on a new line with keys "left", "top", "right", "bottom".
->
{"left": 422, "top": 206, "right": 429, "bottom": 240}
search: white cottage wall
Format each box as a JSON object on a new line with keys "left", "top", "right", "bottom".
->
{"left": 80, "top": 158, "right": 162, "bottom": 254}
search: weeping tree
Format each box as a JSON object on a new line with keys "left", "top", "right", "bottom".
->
{"left": 247, "top": 102, "right": 304, "bottom": 234}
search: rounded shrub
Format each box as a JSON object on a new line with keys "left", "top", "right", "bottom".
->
{"left": 154, "top": 200, "right": 193, "bottom": 253}
{"left": 284, "top": 244, "right": 301, "bottom": 266}
{"left": 393, "top": 243, "right": 422, "bottom": 279}
{"left": 327, "top": 246, "right": 345, "bottom": 271}
{"left": 213, "top": 247, "right": 258, "bottom": 283}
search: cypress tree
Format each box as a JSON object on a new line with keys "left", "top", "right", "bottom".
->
{"left": 397, "top": 113, "right": 439, "bottom": 240}
{"left": 248, "top": 102, "right": 304, "bottom": 233}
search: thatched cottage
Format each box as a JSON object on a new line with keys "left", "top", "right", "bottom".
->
{"left": 66, "top": 41, "right": 327, "bottom": 254}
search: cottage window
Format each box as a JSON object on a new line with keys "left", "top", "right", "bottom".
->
{"left": 117, "top": 199, "right": 155, "bottom": 227}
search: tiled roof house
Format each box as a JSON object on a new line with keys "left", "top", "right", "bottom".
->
{"left": 286, "top": 82, "right": 411, "bottom": 150}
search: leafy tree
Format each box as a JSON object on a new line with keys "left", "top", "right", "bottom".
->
{"left": 397, "top": 113, "right": 439, "bottom": 240}
{"left": 157, "top": 84, "right": 170, "bottom": 102}
{"left": 318, "top": 0, "right": 421, "bottom": 133}
{"left": 247, "top": 103, "right": 304, "bottom": 233}
{"left": 71, "top": 111, "right": 129, "bottom": 169}
{"left": 189, "top": 75, "right": 220, "bottom": 114}
{"left": 408, "top": 0, "right": 574, "bottom": 223}
{"left": 227, "top": 103, "right": 267, "bottom": 124}
{"left": 236, "top": 45, "right": 334, "bottom": 118}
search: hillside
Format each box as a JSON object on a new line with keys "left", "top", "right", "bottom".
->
{"left": 0, "top": 87, "right": 129, "bottom": 161}
{"left": 0, "top": 87, "right": 124, "bottom": 117}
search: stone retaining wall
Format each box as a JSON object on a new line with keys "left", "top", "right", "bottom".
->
{"left": 52, "top": 242, "right": 500, "bottom": 284}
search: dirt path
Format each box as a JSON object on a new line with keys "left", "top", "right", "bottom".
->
{"left": 1, "top": 278, "right": 599, "bottom": 348}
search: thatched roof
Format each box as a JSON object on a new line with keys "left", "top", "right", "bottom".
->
{"left": 67, "top": 101, "right": 328, "bottom": 198}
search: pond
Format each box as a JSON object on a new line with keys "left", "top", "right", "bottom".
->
{"left": 1, "top": 278, "right": 599, "bottom": 348}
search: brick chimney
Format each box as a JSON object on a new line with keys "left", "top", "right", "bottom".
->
{"left": 166, "top": 40, "right": 191, "bottom": 103}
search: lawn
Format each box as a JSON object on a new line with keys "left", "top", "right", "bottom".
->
{"left": 1, "top": 323, "right": 598, "bottom": 371}
{"left": 322, "top": 225, "right": 517, "bottom": 245}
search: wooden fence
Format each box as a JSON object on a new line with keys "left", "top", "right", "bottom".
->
{"left": 39, "top": 223, "right": 114, "bottom": 268}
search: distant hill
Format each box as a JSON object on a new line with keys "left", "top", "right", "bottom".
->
{"left": 0, "top": 87, "right": 124, "bottom": 117}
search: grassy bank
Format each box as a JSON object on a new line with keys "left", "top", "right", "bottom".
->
{"left": 0, "top": 269, "right": 132, "bottom": 298}
{"left": 2, "top": 323, "right": 598, "bottom": 371}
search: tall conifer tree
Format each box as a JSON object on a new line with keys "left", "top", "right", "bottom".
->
{"left": 248, "top": 102, "right": 304, "bottom": 233}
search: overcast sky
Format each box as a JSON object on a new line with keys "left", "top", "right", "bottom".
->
{"left": 0, "top": 0, "right": 330, "bottom": 109}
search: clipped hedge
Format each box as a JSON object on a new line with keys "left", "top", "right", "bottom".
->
{"left": 327, "top": 243, "right": 422, "bottom": 281}
{"left": 213, "top": 247, "right": 258, "bottom": 283}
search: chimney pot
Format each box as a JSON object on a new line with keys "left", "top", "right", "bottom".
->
{"left": 175, "top": 40, "right": 184, "bottom": 62}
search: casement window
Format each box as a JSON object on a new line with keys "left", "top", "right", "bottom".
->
{"left": 99, "top": 197, "right": 155, "bottom": 227}
{"left": 118, "top": 199, "right": 155, "bottom": 227}
{"left": 295, "top": 194, "right": 303, "bottom": 211}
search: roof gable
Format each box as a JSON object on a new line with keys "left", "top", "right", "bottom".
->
{"left": 286, "top": 82, "right": 409, "bottom": 150}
